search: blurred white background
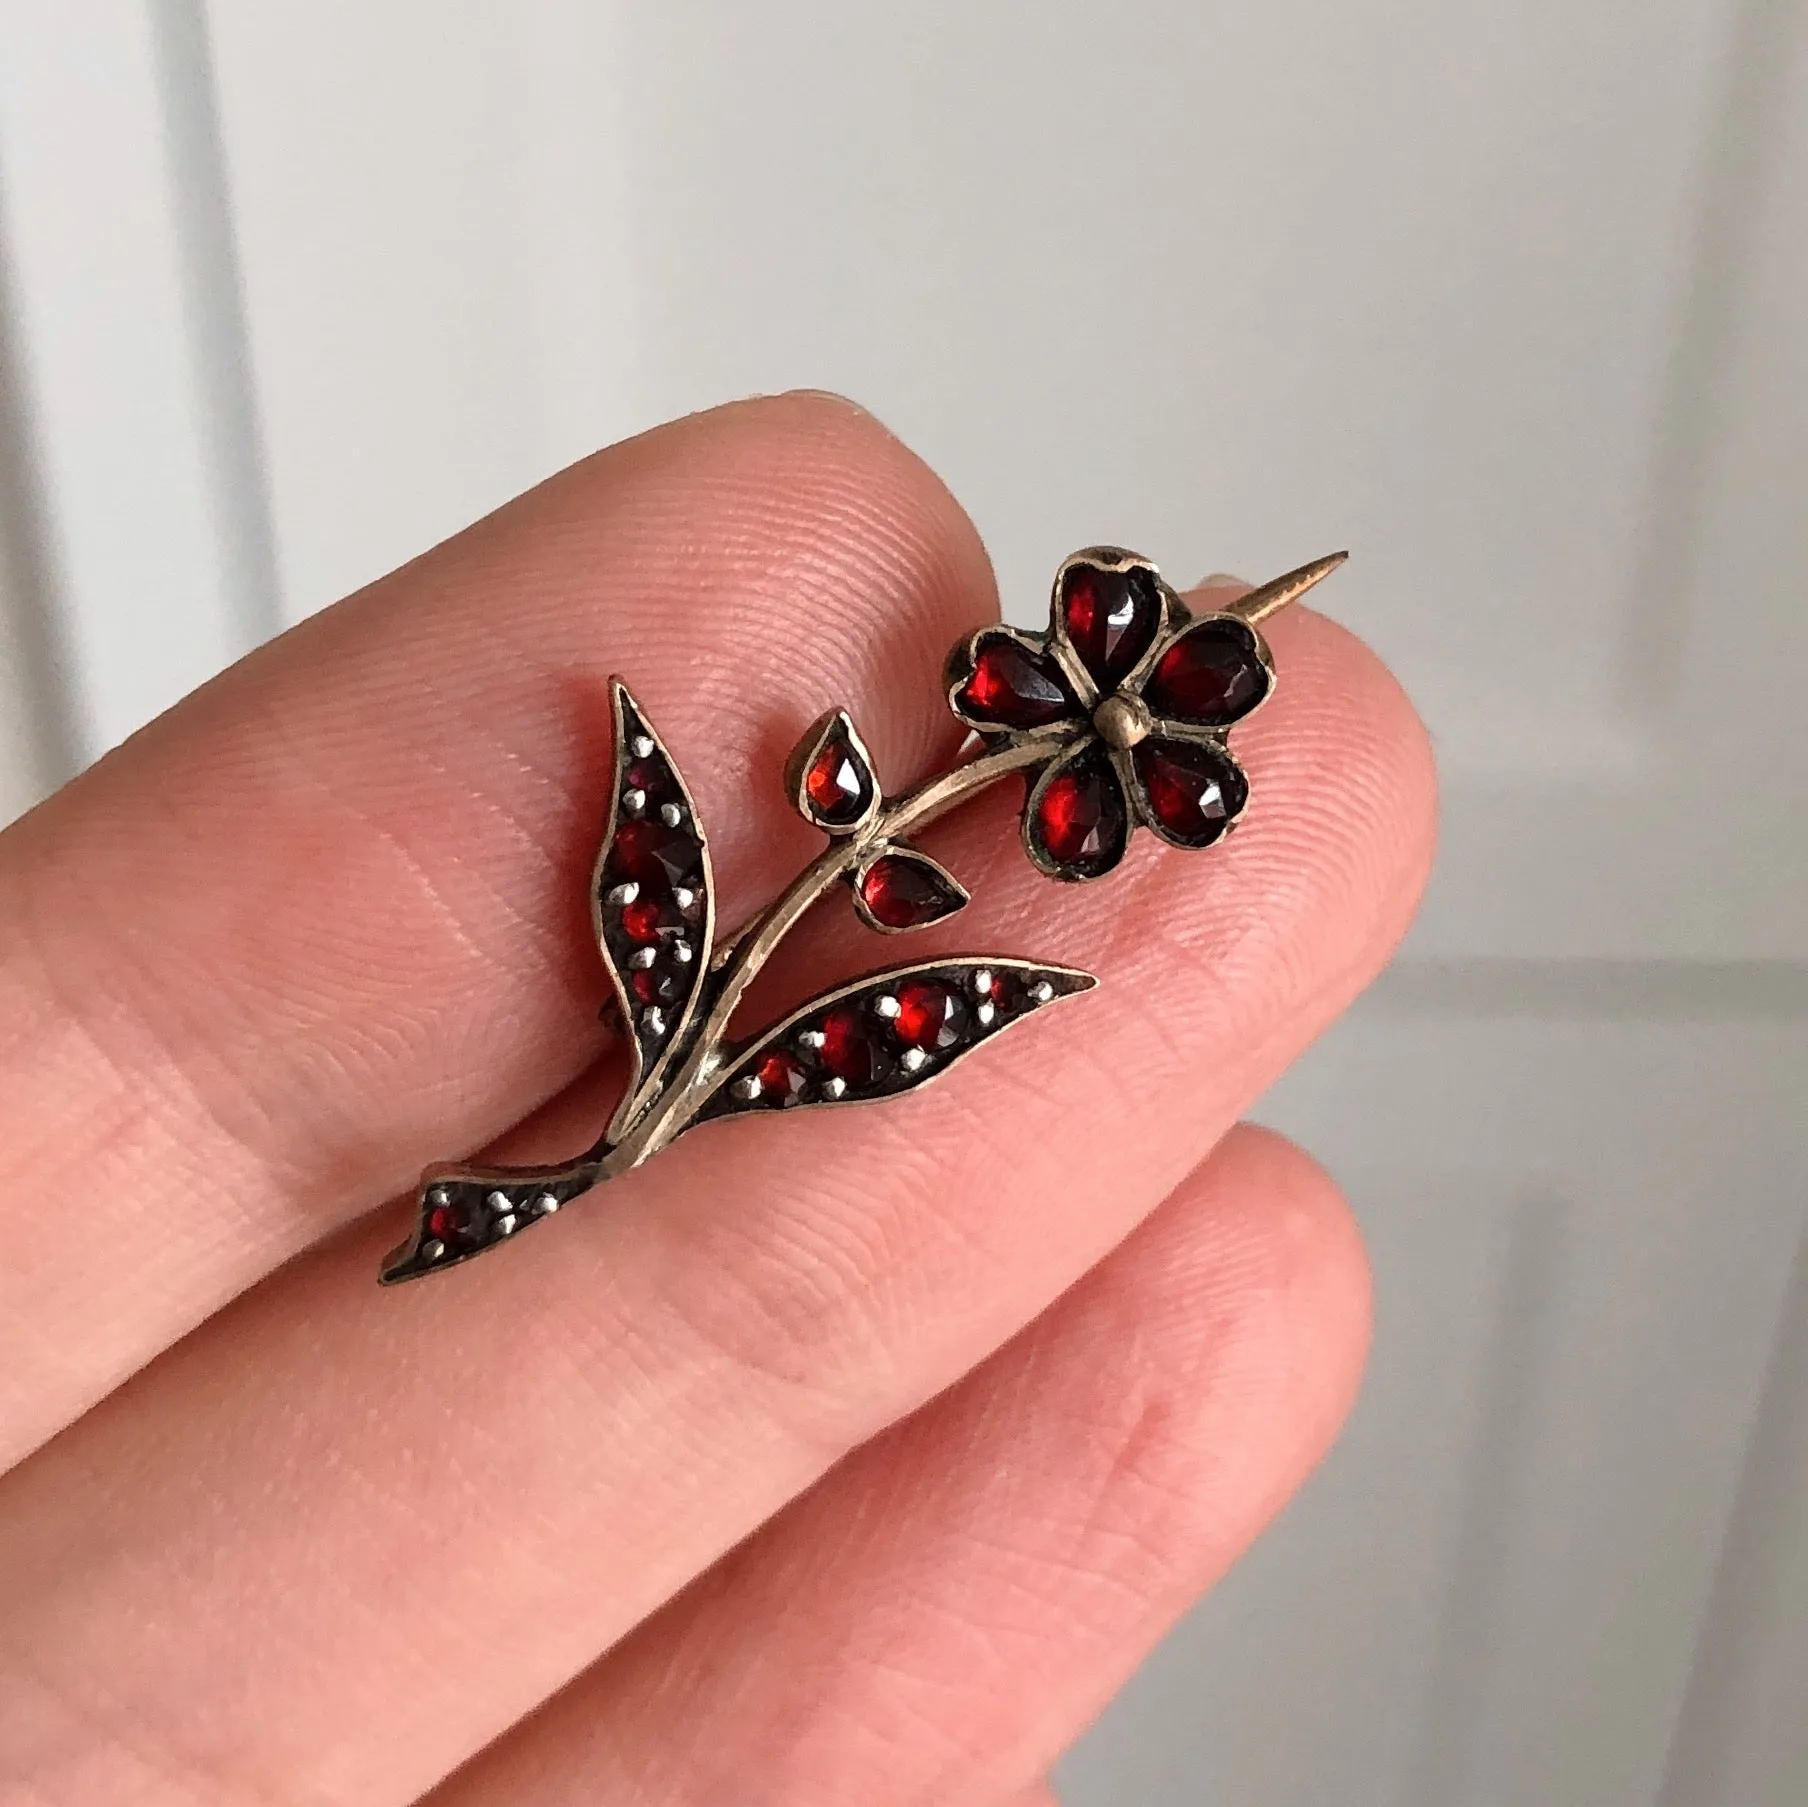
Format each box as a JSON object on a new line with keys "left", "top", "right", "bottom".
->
{"left": 1, "top": 2, "right": 1805, "bottom": 1801}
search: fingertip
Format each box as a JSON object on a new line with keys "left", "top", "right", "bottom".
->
{"left": 1210, "top": 1122, "right": 1374, "bottom": 1452}
{"left": 1089, "top": 1123, "right": 1372, "bottom": 1533}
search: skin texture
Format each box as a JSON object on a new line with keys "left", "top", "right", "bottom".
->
{"left": 0, "top": 394, "right": 1435, "bottom": 1805}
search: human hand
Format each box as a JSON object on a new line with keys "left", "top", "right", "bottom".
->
{"left": 0, "top": 395, "right": 1434, "bottom": 1804}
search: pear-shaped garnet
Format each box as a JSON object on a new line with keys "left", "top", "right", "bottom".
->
{"left": 1144, "top": 618, "right": 1269, "bottom": 725}
{"left": 894, "top": 980, "right": 969, "bottom": 1051}
{"left": 1134, "top": 738, "right": 1247, "bottom": 845}
{"left": 819, "top": 1005, "right": 894, "bottom": 1087}
{"left": 1059, "top": 562, "right": 1162, "bottom": 687}
{"left": 957, "top": 636, "right": 1074, "bottom": 729}
{"left": 1029, "top": 746, "right": 1129, "bottom": 879}
{"left": 803, "top": 727, "right": 873, "bottom": 827}
{"left": 857, "top": 852, "right": 965, "bottom": 930}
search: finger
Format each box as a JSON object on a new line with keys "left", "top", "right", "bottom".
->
{"left": 0, "top": 591, "right": 1433, "bottom": 1805}
{"left": 422, "top": 1127, "right": 1363, "bottom": 1807}
{"left": 0, "top": 392, "right": 992, "bottom": 1468}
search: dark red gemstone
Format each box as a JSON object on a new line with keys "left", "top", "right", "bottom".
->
{"left": 803, "top": 731, "right": 872, "bottom": 825}
{"left": 1144, "top": 619, "right": 1269, "bottom": 725}
{"left": 626, "top": 758, "right": 671, "bottom": 797}
{"left": 894, "top": 980, "right": 969, "bottom": 1051}
{"left": 620, "top": 896, "right": 677, "bottom": 944}
{"left": 1030, "top": 749, "right": 1128, "bottom": 877}
{"left": 858, "top": 853, "right": 964, "bottom": 930}
{"left": 819, "top": 1005, "right": 894, "bottom": 1087}
{"left": 609, "top": 818, "right": 695, "bottom": 890}
{"left": 1134, "top": 738, "right": 1247, "bottom": 845}
{"left": 756, "top": 1049, "right": 809, "bottom": 1106}
{"left": 987, "top": 969, "right": 1024, "bottom": 1015}
{"left": 630, "top": 965, "right": 680, "bottom": 1006}
{"left": 426, "top": 1201, "right": 458, "bottom": 1241}
{"left": 957, "top": 636, "right": 1073, "bottom": 729}
{"left": 1060, "top": 564, "right": 1162, "bottom": 687}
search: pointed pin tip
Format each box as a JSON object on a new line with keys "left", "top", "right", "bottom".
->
{"left": 1228, "top": 550, "right": 1351, "bottom": 627}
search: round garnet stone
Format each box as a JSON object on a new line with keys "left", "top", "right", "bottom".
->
{"left": 609, "top": 818, "right": 696, "bottom": 891}
{"left": 894, "top": 980, "right": 969, "bottom": 1051}
{"left": 1135, "top": 738, "right": 1247, "bottom": 845}
{"left": 819, "top": 1005, "right": 894, "bottom": 1087}
{"left": 626, "top": 757, "right": 673, "bottom": 799}
{"left": 1144, "top": 619, "right": 1268, "bottom": 725}
{"left": 957, "top": 637, "right": 1073, "bottom": 729}
{"left": 803, "top": 729, "right": 872, "bottom": 825}
{"left": 620, "top": 896, "right": 680, "bottom": 944}
{"left": 1031, "top": 750, "right": 1128, "bottom": 877}
{"left": 858, "top": 853, "right": 963, "bottom": 929}
{"left": 426, "top": 1200, "right": 459, "bottom": 1241}
{"left": 755, "top": 1049, "right": 809, "bottom": 1107}
{"left": 1060, "top": 563, "right": 1162, "bottom": 687}
{"left": 630, "top": 965, "right": 680, "bottom": 1006}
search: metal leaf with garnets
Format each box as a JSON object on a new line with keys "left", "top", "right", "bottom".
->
{"left": 695, "top": 956, "right": 1096, "bottom": 1122}
{"left": 591, "top": 679, "right": 717, "bottom": 1140}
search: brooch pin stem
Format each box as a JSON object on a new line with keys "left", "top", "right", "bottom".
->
{"left": 379, "top": 549, "right": 1346, "bottom": 1284}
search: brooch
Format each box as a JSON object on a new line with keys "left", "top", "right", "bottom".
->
{"left": 380, "top": 547, "right": 1344, "bottom": 1283}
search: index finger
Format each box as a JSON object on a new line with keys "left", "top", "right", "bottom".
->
{"left": 0, "top": 393, "right": 993, "bottom": 1469}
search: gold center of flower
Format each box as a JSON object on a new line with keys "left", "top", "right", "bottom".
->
{"left": 1091, "top": 692, "right": 1152, "bottom": 750}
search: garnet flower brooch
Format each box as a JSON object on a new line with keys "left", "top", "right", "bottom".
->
{"left": 380, "top": 546, "right": 1345, "bottom": 1284}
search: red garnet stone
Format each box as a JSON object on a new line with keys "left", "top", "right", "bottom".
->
{"left": 610, "top": 818, "right": 695, "bottom": 890}
{"left": 755, "top": 1049, "right": 809, "bottom": 1107}
{"left": 894, "top": 980, "right": 969, "bottom": 1051}
{"left": 630, "top": 965, "right": 679, "bottom": 1006}
{"left": 958, "top": 638, "right": 1073, "bottom": 729}
{"left": 621, "top": 896, "right": 681, "bottom": 944}
{"left": 803, "top": 729, "right": 871, "bottom": 826}
{"left": 858, "top": 853, "right": 963, "bottom": 930}
{"left": 819, "top": 1005, "right": 893, "bottom": 1087}
{"left": 1061, "top": 563, "right": 1162, "bottom": 686}
{"left": 1135, "top": 739, "right": 1247, "bottom": 844}
{"left": 1033, "top": 754, "right": 1126, "bottom": 874}
{"left": 1145, "top": 620, "right": 1268, "bottom": 725}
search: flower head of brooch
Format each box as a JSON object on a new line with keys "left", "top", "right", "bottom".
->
{"left": 380, "top": 547, "right": 1345, "bottom": 1285}
{"left": 945, "top": 546, "right": 1276, "bottom": 881}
